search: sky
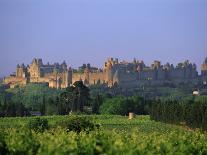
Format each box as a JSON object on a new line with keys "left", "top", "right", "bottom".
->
{"left": 0, "top": 0, "right": 207, "bottom": 77}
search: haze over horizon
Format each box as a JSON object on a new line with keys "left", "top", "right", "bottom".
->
{"left": 0, "top": 0, "right": 207, "bottom": 77}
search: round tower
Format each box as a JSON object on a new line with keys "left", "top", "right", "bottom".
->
{"left": 84, "top": 67, "right": 90, "bottom": 85}
{"left": 201, "top": 57, "right": 207, "bottom": 77}
{"left": 68, "top": 67, "right": 73, "bottom": 86}
{"left": 105, "top": 62, "right": 114, "bottom": 87}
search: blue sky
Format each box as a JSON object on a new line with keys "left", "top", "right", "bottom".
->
{"left": 0, "top": 0, "right": 207, "bottom": 76}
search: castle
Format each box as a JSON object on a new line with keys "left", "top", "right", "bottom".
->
{"left": 4, "top": 59, "right": 71, "bottom": 89}
{"left": 3, "top": 57, "right": 207, "bottom": 89}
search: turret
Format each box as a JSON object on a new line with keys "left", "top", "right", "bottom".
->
{"left": 113, "top": 70, "right": 120, "bottom": 85}
{"left": 16, "top": 63, "right": 27, "bottom": 78}
{"left": 152, "top": 61, "right": 161, "bottom": 69}
{"left": 84, "top": 66, "right": 90, "bottom": 83}
{"left": 105, "top": 62, "right": 113, "bottom": 86}
{"left": 28, "top": 58, "right": 42, "bottom": 79}
{"left": 68, "top": 67, "right": 72, "bottom": 85}
{"left": 115, "top": 58, "right": 118, "bottom": 64}
{"left": 201, "top": 57, "right": 207, "bottom": 77}
{"left": 61, "top": 61, "right": 67, "bottom": 70}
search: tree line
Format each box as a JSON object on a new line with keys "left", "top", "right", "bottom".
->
{"left": 150, "top": 96, "right": 207, "bottom": 131}
{"left": 0, "top": 81, "right": 151, "bottom": 116}
{"left": 0, "top": 81, "right": 91, "bottom": 116}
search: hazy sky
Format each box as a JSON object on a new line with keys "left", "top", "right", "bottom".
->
{"left": 0, "top": 0, "right": 207, "bottom": 77}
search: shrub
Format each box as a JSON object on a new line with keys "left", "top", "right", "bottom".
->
{"left": 28, "top": 117, "right": 49, "bottom": 132}
{"left": 0, "top": 131, "right": 8, "bottom": 155}
{"left": 57, "top": 116, "right": 99, "bottom": 133}
{"left": 99, "top": 96, "right": 146, "bottom": 115}
{"left": 99, "top": 97, "right": 128, "bottom": 115}
{"left": 5, "top": 128, "right": 39, "bottom": 155}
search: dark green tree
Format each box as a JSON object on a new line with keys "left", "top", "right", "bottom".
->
{"left": 45, "top": 97, "right": 58, "bottom": 115}
{"left": 40, "top": 95, "right": 46, "bottom": 115}
{"left": 92, "top": 94, "right": 103, "bottom": 114}
{"left": 60, "top": 81, "right": 90, "bottom": 113}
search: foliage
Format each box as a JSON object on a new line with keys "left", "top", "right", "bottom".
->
{"left": 0, "top": 131, "right": 8, "bottom": 155}
{"left": 0, "top": 83, "right": 63, "bottom": 116}
{"left": 57, "top": 115, "right": 99, "bottom": 133}
{"left": 60, "top": 81, "right": 90, "bottom": 113}
{"left": 5, "top": 128, "right": 39, "bottom": 155}
{"left": 91, "top": 94, "right": 103, "bottom": 114}
{"left": 0, "top": 83, "right": 76, "bottom": 116}
{"left": 100, "top": 96, "right": 148, "bottom": 115}
{"left": 150, "top": 95, "right": 207, "bottom": 131}
{"left": 100, "top": 96, "right": 128, "bottom": 115}
{"left": 7, "top": 83, "right": 62, "bottom": 110}
{"left": 28, "top": 117, "right": 49, "bottom": 132}
{"left": 0, "top": 115, "right": 207, "bottom": 154}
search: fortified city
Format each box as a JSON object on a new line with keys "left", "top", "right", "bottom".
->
{"left": 3, "top": 57, "right": 207, "bottom": 89}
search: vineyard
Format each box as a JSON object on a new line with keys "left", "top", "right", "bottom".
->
{"left": 0, "top": 115, "right": 207, "bottom": 154}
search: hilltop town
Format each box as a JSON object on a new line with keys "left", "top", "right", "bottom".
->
{"left": 3, "top": 57, "right": 207, "bottom": 89}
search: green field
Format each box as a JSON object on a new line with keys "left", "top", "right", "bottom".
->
{"left": 0, "top": 115, "right": 207, "bottom": 154}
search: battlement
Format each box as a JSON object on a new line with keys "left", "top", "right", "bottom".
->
{"left": 4, "top": 57, "right": 206, "bottom": 89}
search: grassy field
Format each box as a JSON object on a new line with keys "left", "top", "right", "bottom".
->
{"left": 0, "top": 115, "right": 207, "bottom": 154}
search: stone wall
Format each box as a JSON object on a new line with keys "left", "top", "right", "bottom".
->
{"left": 3, "top": 57, "right": 205, "bottom": 89}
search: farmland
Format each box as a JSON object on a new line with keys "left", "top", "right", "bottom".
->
{"left": 0, "top": 115, "right": 207, "bottom": 154}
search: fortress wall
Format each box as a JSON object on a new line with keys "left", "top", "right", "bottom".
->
{"left": 117, "top": 72, "right": 138, "bottom": 88}
{"left": 185, "top": 68, "right": 198, "bottom": 79}
{"left": 29, "top": 77, "right": 47, "bottom": 83}
{"left": 4, "top": 76, "right": 25, "bottom": 84}
{"left": 88, "top": 72, "right": 105, "bottom": 84}
{"left": 4, "top": 76, "right": 27, "bottom": 88}
{"left": 4, "top": 57, "right": 204, "bottom": 89}
{"left": 185, "top": 68, "right": 192, "bottom": 79}
{"left": 49, "top": 81, "right": 55, "bottom": 88}
{"left": 40, "top": 67, "right": 54, "bottom": 75}
{"left": 72, "top": 72, "right": 106, "bottom": 85}
{"left": 139, "top": 70, "right": 156, "bottom": 80}
{"left": 157, "top": 69, "right": 166, "bottom": 80}
{"left": 192, "top": 70, "right": 198, "bottom": 78}
{"left": 118, "top": 72, "right": 137, "bottom": 82}
{"left": 44, "top": 73, "right": 55, "bottom": 78}
{"left": 201, "top": 63, "right": 207, "bottom": 78}
{"left": 169, "top": 69, "right": 185, "bottom": 80}
{"left": 37, "top": 77, "right": 50, "bottom": 83}
{"left": 72, "top": 73, "right": 85, "bottom": 83}
{"left": 4, "top": 77, "right": 17, "bottom": 84}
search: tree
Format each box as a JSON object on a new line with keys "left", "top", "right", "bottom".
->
{"left": 73, "top": 81, "right": 90, "bottom": 112}
{"left": 129, "top": 96, "right": 145, "bottom": 114}
{"left": 92, "top": 94, "right": 103, "bottom": 114}
{"left": 60, "top": 81, "right": 90, "bottom": 113}
{"left": 15, "top": 102, "right": 26, "bottom": 116}
{"left": 45, "top": 98, "right": 58, "bottom": 115}
{"left": 99, "top": 96, "right": 128, "bottom": 115}
{"left": 40, "top": 95, "right": 46, "bottom": 115}
{"left": 149, "top": 95, "right": 207, "bottom": 131}
{"left": 4, "top": 101, "right": 16, "bottom": 117}
{"left": 60, "top": 86, "right": 76, "bottom": 113}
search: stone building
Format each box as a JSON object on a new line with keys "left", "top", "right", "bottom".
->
{"left": 201, "top": 58, "right": 207, "bottom": 78}
{"left": 4, "top": 58, "right": 72, "bottom": 88}
{"left": 4, "top": 57, "right": 205, "bottom": 89}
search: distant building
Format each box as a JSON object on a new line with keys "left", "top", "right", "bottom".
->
{"left": 4, "top": 57, "right": 207, "bottom": 89}
{"left": 4, "top": 58, "right": 72, "bottom": 89}
{"left": 201, "top": 58, "right": 207, "bottom": 79}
